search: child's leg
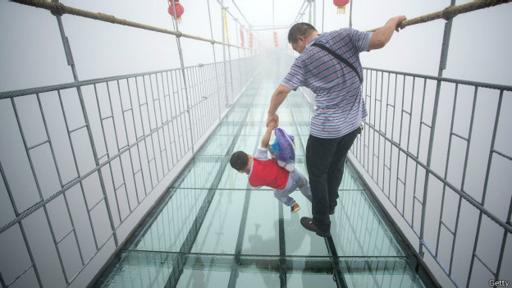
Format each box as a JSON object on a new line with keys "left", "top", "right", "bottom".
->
{"left": 274, "top": 173, "right": 300, "bottom": 206}
{"left": 292, "top": 170, "right": 313, "bottom": 202}
{"left": 273, "top": 189, "right": 295, "bottom": 206}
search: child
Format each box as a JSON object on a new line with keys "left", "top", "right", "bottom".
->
{"left": 229, "top": 121, "right": 312, "bottom": 212}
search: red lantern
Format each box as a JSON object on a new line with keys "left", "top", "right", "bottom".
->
{"left": 273, "top": 31, "right": 279, "bottom": 48}
{"left": 249, "top": 32, "right": 254, "bottom": 49}
{"left": 240, "top": 28, "right": 245, "bottom": 48}
{"left": 333, "top": 0, "right": 349, "bottom": 14}
{"left": 168, "top": 0, "right": 184, "bottom": 20}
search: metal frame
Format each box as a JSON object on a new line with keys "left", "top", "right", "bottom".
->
{"left": 4, "top": 1, "right": 511, "bottom": 288}
{"left": 352, "top": 67, "right": 512, "bottom": 287}
{"left": 0, "top": 2, "right": 257, "bottom": 287}
{"left": 298, "top": 59, "right": 511, "bottom": 286}
{"left": 0, "top": 60, "right": 256, "bottom": 288}
{"left": 91, "top": 78, "right": 428, "bottom": 288}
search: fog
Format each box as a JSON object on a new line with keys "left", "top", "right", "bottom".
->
{"left": 0, "top": 1, "right": 510, "bottom": 288}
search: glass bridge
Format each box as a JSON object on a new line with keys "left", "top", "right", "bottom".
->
{"left": 1, "top": 1, "right": 511, "bottom": 288}
{"left": 93, "top": 74, "right": 428, "bottom": 288}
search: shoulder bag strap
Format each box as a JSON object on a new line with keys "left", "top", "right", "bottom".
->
{"left": 312, "top": 42, "right": 362, "bottom": 84}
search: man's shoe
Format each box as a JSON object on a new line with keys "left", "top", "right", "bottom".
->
{"left": 300, "top": 217, "right": 330, "bottom": 237}
{"left": 291, "top": 202, "right": 301, "bottom": 213}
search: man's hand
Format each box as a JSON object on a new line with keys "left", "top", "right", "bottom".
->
{"left": 369, "top": 15, "right": 407, "bottom": 50}
{"left": 393, "top": 15, "right": 407, "bottom": 31}
{"left": 261, "top": 116, "right": 278, "bottom": 148}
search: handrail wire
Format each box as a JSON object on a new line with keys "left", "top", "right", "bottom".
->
{"left": 287, "top": 0, "right": 511, "bottom": 31}
{"left": 10, "top": 0, "right": 245, "bottom": 49}
{"left": 368, "top": 0, "right": 511, "bottom": 31}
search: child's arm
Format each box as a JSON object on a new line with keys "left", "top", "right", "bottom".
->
{"left": 260, "top": 121, "right": 276, "bottom": 148}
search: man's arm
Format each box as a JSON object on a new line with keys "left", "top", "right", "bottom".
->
{"left": 266, "top": 84, "right": 291, "bottom": 127}
{"left": 368, "top": 16, "right": 406, "bottom": 50}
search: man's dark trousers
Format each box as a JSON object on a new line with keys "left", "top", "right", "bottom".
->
{"left": 305, "top": 127, "right": 360, "bottom": 234}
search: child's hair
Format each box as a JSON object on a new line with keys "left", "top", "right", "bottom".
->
{"left": 230, "top": 151, "right": 249, "bottom": 171}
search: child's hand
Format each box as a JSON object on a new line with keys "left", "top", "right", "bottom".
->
{"left": 268, "top": 119, "right": 278, "bottom": 129}
{"left": 266, "top": 114, "right": 279, "bottom": 128}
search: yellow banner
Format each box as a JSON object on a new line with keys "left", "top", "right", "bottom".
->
{"left": 222, "top": 9, "right": 230, "bottom": 44}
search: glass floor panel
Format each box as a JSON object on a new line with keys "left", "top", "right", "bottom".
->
{"left": 331, "top": 190, "right": 403, "bottom": 257}
{"left": 132, "top": 188, "right": 208, "bottom": 252}
{"left": 191, "top": 190, "right": 245, "bottom": 254}
{"left": 100, "top": 253, "right": 423, "bottom": 288}
{"left": 241, "top": 192, "right": 280, "bottom": 255}
{"left": 171, "top": 157, "right": 223, "bottom": 189}
{"left": 340, "top": 259, "right": 425, "bottom": 288}
{"left": 96, "top": 76, "right": 428, "bottom": 287}
{"left": 196, "top": 136, "right": 233, "bottom": 156}
{"left": 210, "top": 122, "right": 240, "bottom": 136}
{"left": 217, "top": 165, "right": 249, "bottom": 189}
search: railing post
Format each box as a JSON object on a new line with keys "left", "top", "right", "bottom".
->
{"left": 170, "top": 1, "right": 196, "bottom": 154}
{"left": 226, "top": 38, "right": 235, "bottom": 105}
{"left": 220, "top": 0, "right": 236, "bottom": 106}
{"left": 221, "top": 2, "right": 230, "bottom": 107}
{"left": 313, "top": 0, "right": 317, "bottom": 27}
{"left": 321, "top": 0, "right": 325, "bottom": 32}
{"left": 349, "top": 0, "right": 354, "bottom": 28}
{"left": 52, "top": 1, "right": 119, "bottom": 247}
{"left": 418, "top": 0, "right": 456, "bottom": 258}
{"left": 206, "top": 0, "right": 223, "bottom": 122}
{"left": 308, "top": 0, "right": 313, "bottom": 23}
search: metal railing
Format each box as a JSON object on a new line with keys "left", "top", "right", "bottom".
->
{"left": 345, "top": 67, "right": 512, "bottom": 287}
{"left": 0, "top": 57, "right": 257, "bottom": 288}
{"left": 0, "top": 0, "right": 259, "bottom": 286}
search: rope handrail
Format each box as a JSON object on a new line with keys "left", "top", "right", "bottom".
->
{"left": 10, "top": 0, "right": 246, "bottom": 49}
{"left": 369, "top": 0, "right": 511, "bottom": 32}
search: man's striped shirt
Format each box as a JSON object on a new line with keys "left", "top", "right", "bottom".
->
{"left": 282, "top": 28, "right": 372, "bottom": 139}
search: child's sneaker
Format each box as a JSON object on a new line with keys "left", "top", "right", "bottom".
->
{"left": 291, "top": 202, "right": 301, "bottom": 213}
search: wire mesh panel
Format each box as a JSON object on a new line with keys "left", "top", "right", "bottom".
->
{"left": 0, "top": 57, "right": 257, "bottom": 288}
{"left": 350, "top": 68, "right": 512, "bottom": 287}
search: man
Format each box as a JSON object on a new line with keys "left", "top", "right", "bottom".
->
{"left": 266, "top": 16, "right": 406, "bottom": 237}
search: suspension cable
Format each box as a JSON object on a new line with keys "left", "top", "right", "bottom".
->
{"left": 231, "top": 0, "right": 252, "bottom": 28}
{"left": 293, "top": 0, "right": 308, "bottom": 23}
{"left": 215, "top": 0, "right": 248, "bottom": 32}
{"left": 10, "top": 0, "right": 245, "bottom": 49}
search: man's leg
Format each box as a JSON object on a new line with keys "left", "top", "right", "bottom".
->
{"left": 306, "top": 135, "right": 337, "bottom": 234}
{"left": 327, "top": 127, "right": 360, "bottom": 213}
